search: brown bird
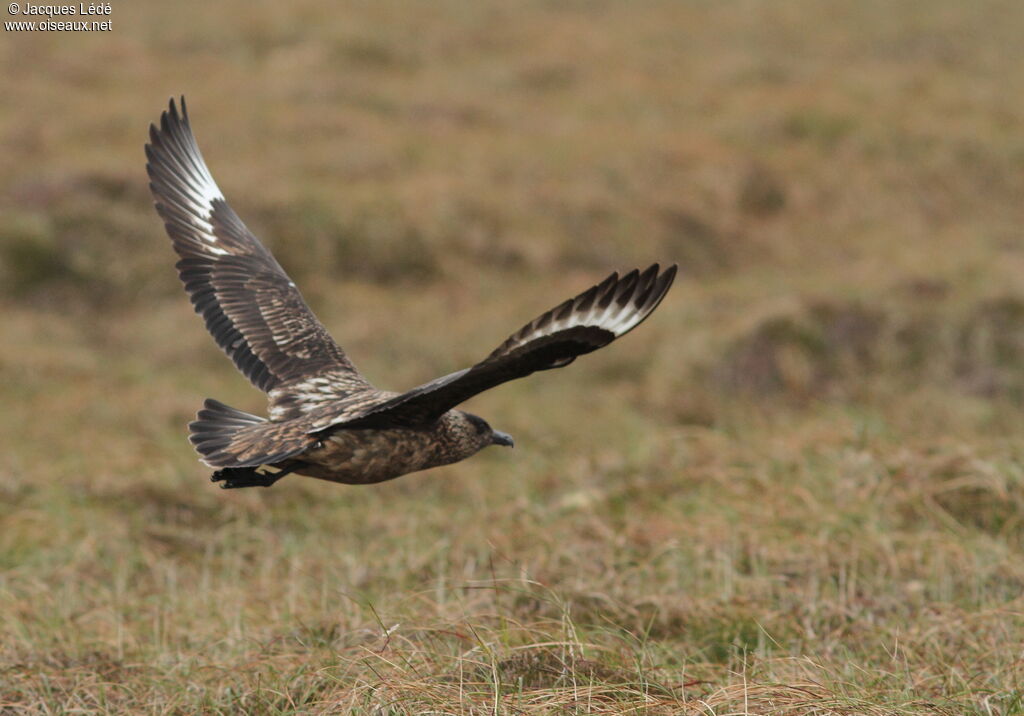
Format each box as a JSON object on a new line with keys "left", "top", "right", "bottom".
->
{"left": 145, "top": 97, "right": 676, "bottom": 489}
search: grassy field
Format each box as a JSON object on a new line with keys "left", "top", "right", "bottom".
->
{"left": 3, "top": 1, "right": 1024, "bottom": 713}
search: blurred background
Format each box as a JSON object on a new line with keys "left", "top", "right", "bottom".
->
{"left": 2, "top": 1, "right": 1024, "bottom": 712}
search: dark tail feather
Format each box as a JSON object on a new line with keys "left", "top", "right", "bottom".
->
{"left": 189, "top": 398, "right": 309, "bottom": 468}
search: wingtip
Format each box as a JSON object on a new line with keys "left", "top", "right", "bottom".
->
{"left": 145, "top": 124, "right": 159, "bottom": 154}
{"left": 178, "top": 95, "right": 190, "bottom": 126}
{"left": 627, "top": 260, "right": 678, "bottom": 323}
{"left": 648, "top": 262, "right": 678, "bottom": 309}
{"left": 638, "top": 263, "right": 660, "bottom": 282}
{"left": 160, "top": 95, "right": 189, "bottom": 131}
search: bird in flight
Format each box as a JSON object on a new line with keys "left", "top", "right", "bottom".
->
{"left": 145, "top": 97, "right": 676, "bottom": 489}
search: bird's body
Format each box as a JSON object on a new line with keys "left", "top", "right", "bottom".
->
{"left": 146, "top": 97, "right": 675, "bottom": 489}
{"left": 196, "top": 399, "right": 505, "bottom": 486}
{"left": 293, "top": 411, "right": 503, "bottom": 485}
{"left": 295, "top": 427, "right": 455, "bottom": 485}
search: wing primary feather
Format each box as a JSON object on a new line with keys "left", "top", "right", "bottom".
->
{"left": 634, "top": 263, "right": 660, "bottom": 305}
{"left": 574, "top": 284, "right": 599, "bottom": 313}
{"left": 596, "top": 272, "right": 620, "bottom": 310}
{"left": 614, "top": 269, "right": 640, "bottom": 307}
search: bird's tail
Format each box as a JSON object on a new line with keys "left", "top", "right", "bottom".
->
{"left": 189, "top": 398, "right": 311, "bottom": 468}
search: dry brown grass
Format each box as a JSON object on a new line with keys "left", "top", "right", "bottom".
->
{"left": 3, "top": 1, "right": 1024, "bottom": 713}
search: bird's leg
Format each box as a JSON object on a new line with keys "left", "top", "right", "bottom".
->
{"left": 210, "top": 464, "right": 299, "bottom": 489}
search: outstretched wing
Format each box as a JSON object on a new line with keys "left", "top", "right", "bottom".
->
{"left": 312, "top": 264, "right": 676, "bottom": 431}
{"left": 145, "top": 97, "right": 373, "bottom": 406}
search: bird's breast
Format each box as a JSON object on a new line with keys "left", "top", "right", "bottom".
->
{"left": 295, "top": 426, "right": 449, "bottom": 485}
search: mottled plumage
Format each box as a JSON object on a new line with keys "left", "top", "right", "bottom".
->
{"left": 146, "top": 97, "right": 676, "bottom": 489}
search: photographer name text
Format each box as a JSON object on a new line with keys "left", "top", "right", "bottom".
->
{"left": 12, "top": 3, "right": 110, "bottom": 17}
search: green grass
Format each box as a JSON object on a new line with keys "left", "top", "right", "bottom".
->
{"left": 3, "top": 1, "right": 1024, "bottom": 712}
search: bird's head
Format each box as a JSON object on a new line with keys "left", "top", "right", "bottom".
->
{"left": 456, "top": 411, "right": 515, "bottom": 453}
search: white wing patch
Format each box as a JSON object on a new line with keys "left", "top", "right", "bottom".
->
{"left": 164, "top": 146, "right": 227, "bottom": 255}
{"left": 148, "top": 99, "right": 230, "bottom": 257}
